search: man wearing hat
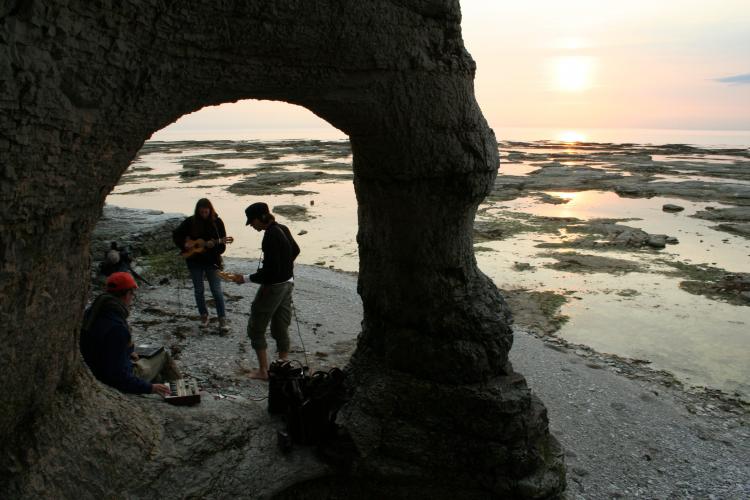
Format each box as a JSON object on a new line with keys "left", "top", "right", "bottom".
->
{"left": 231, "top": 202, "right": 300, "bottom": 380}
{"left": 80, "top": 272, "right": 177, "bottom": 395}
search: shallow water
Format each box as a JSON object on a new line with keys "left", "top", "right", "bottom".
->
{"left": 111, "top": 139, "right": 750, "bottom": 398}
{"left": 476, "top": 234, "right": 749, "bottom": 394}
{"left": 500, "top": 192, "right": 750, "bottom": 271}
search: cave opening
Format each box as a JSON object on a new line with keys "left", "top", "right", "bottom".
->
{"left": 90, "top": 98, "right": 362, "bottom": 396}
{"left": 105, "top": 99, "right": 359, "bottom": 275}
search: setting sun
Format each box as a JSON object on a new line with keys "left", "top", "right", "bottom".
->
{"left": 552, "top": 56, "right": 595, "bottom": 92}
{"left": 558, "top": 130, "right": 587, "bottom": 142}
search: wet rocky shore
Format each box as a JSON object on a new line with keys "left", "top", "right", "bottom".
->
{"left": 494, "top": 141, "right": 750, "bottom": 206}
{"left": 106, "top": 138, "right": 750, "bottom": 398}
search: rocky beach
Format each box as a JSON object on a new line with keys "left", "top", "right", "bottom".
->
{"left": 88, "top": 137, "right": 750, "bottom": 497}
{"left": 88, "top": 204, "right": 749, "bottom": 499}
{"left": 109, "top": 138, "right": 750, "bottom": 400}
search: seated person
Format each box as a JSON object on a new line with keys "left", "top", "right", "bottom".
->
{"left": 80, "top": 272, "right": 178, "bottom": 396}
{"left": 99, "top": 241, "right": 132, "bottom": 277}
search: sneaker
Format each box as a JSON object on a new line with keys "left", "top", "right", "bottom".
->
{"left": 200, "top": 314, "right": 209, "bottom": 328}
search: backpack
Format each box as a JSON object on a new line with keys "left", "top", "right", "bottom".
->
{"left": 268, "top": 361, "right": 349, "bottom": 447}
{"left": 268, "top": 359, "right": 306, "bottom": 415}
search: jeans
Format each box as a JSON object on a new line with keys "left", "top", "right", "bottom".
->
{"left": 186, "top": 260, "right": 226, "bottom": 318}
{"left": 133, "top": 350, "right": 181, "bottom": 382}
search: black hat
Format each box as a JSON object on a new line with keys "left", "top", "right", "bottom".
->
{"left": 245, "top": 202, "right": 270, "bottom": 225}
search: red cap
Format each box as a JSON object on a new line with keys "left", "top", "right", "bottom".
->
{"left": 106, "top": 272, "right": 138, "bottom": 292}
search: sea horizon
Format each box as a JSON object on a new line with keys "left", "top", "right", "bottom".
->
{"left": 149, "top": 125, "right": 750, "bottom": 148}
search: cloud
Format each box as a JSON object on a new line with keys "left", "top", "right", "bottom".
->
{"left": 715, "top": 73, "right": 750, "bottom": 85}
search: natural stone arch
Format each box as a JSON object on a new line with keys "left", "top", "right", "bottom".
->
{"left": 0, "top": 1, "right": 564, "bottom": 498}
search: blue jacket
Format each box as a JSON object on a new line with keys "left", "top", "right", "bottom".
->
{"left": 80, "top": 294, "right": 152, "bottom": 394}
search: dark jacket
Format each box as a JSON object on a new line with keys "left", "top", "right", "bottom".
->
{"left": 250, "top": 222, "right": 300, "bottom": 285}
{"left": 172, "top": 215, "right": 227, "bottom": 267}
{"left": 80, "top": 294, "right": 152, "bottom": 394}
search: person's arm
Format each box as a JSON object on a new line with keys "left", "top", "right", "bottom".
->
{"left": 215, "top": 218, "right": 227, "bottom": 255}
{"left": 119, "top": 246, "right": 133, "bottom": 264}
{"left": 172, "top": 217, "right": 190, "bottom": 250}
{"left": 282, "top": 226, "right": 300, "bottom": 261}
{"left": 249, "top": 230, "right": 283, "bottom": 283}
{"left": 101, "top": 321, "right": 152, "bottom": 394}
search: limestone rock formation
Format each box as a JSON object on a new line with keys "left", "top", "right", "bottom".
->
{"left": 91, "top": 205, "right": 184, "bottom": 258}
{"left": 0, "top": 1, "right": 564, "bottom": 497}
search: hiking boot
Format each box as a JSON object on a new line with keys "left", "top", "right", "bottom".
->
{"left": 200, "top": 314, "right": 209, "bottom": 328}
{"left": 218, "top": 317, "right": 229, "bottom": 333}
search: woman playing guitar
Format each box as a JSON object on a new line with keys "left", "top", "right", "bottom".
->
{"left": 172, "top": 198, "right": 233, "bottom": 330}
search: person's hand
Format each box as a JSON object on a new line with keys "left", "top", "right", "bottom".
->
{"left": 130, "top": 352, "right": 140, "bottom": 361}
{"left": 224, "top": 236, "right": 234, "bottom": 244}
{"left": 231, "top": 274, "right": 245, "bottom": 284}
{"left": 151, "top": 383, "right": 171, "bottom": 397}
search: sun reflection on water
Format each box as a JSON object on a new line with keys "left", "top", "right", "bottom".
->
{"left": 547, "top": 191, "right": 578, "bottom": 201}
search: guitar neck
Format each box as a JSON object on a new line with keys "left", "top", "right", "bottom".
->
{"left": 189, "top": 237, "right": 228, "bottom": 245}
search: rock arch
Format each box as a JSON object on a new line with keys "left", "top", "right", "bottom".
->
{"left": 0, "top": 1, "right": 564, "bottom": 497}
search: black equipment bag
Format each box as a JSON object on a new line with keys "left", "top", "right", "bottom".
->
{"left": 286, "top": 367, "right": 348, "bottom": 446}
{"left": 268, "top": 361, "right": 349, "bottom": 446}
{"left": 268, "top": 360, "right": 305, "bottom": 415}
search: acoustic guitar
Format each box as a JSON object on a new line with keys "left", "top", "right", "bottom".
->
{"left": 181, "top": 236, "right": 234, "bottom": 258}
{"left": 217, "top": 270, "right": 243, "bottom": 283}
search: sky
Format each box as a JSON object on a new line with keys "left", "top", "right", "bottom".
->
{"left": 154, "top": 0, "right": 750, "bottom": 142}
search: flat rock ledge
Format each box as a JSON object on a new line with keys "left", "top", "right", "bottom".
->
{"left": 130, "top": 395, "right": 330, "bottom": 499}
{"left": 92, "top": 205, "right": 185, "bottom": 258}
